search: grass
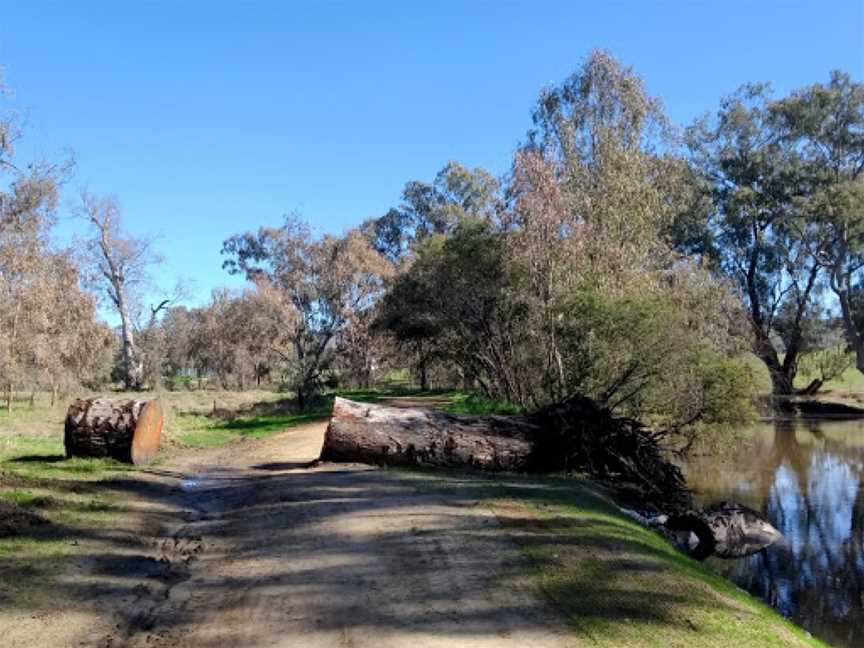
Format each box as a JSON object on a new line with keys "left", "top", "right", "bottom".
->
{"left": 509, "top": 481, "right": 824, "bottom": 647}
{"left": 745, "top": 352, "right": 864, "bottom": 395}
{"left": 797, "top": 363, "right": 864, "bottom": 392}
{"left": 444, "top": 391, "right": 525, "bottom": 415}
{"left": 0, "top": 397, "right": 151, "bottom": 598}
{"left": 0, "top": 435, "right": 131, "bottom": 603}
{"left": 174, "top": 410, "right": 332, "bottom": 447}
{"left": 397, "top": 468, "right": 826, "bottom": 647}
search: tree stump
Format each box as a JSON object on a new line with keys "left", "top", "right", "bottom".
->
{"left": 320, "top": 397, "right": 540, "bottom": 471}
{"left": 64, "top": 398, "right": 163, "bottom": 465}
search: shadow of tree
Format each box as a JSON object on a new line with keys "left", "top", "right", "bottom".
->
{"left": 0, "top": 455, "right": 812, "bottom": 647}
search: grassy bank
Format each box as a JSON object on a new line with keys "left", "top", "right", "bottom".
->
{"left": 399, "top": 468, "right": 826, "bottom": 647}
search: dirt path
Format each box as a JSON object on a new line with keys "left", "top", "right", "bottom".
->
{"left": 6, "top": 421, "right": 577, "bottom": 648}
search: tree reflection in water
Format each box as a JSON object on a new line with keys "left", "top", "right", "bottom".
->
{"left": 680, "top": 418, "right": 864, "bottom": 648}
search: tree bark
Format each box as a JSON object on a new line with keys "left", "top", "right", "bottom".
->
{"left": 117, "top": 293, "right": 141, "bottom": 389}
{"left": 64, "top": 398, "right": 163, "bottom": 465}
{"left": 320, "top": 397, "right": 539, "bottom": 471}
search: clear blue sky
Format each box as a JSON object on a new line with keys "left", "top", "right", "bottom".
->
{"left": 1, "top": 1, "right": 862, "bottom": 314}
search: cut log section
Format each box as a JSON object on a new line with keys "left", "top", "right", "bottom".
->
{"left": 320, "top": 397, "right": 541, "bottom": 471}
{"left": 64, "top": 398, "right": 163, "bottom": 465}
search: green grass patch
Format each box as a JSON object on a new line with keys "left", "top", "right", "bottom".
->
{"left": 509, "top": 478, "right": 824, "bottom": 647}
{"left": 797, "top": 363, "right": 864, "bottom": 392}
{"left": 174, "top": 409, "right": 331, "bottom": 448}
{"left": 0, "top": 426, "right": 133, "bottom": 602}
{"left": 443, "top": 392, "right": 525, "bottom": 415}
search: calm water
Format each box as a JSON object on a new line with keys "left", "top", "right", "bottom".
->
{"left": 679, "top": 418, "right": 864, "bottom": 648}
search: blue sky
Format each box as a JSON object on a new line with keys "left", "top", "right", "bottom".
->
{"left": 1, "top": 1, "right": 862, "bottom": 315}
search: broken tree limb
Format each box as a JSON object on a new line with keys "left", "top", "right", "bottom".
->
{"left": 64, "top": 398, "right": 163, "bottom": 465}
{"left": 320, "top": 397, "right": 540, "bottom": 471}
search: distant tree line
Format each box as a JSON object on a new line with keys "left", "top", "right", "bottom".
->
{"left": 1, "top": 53, "right": 862, "bottom": 425}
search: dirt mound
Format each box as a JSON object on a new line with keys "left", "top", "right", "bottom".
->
{"left": 0, "top": 499, "right": 49, "bottom": 537}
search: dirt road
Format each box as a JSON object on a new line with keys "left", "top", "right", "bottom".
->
{"left": 6, "top": 420, "right": 576, "bottom": 648}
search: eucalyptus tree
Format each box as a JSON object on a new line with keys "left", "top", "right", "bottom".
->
{"left": 0, "top": 74, "right": 109, "bottom": 409}
{"left": 528, "top": 50, "right": 692, "bottom": 273}
{"left": 365, "top": 161, "right": 501, "bottom": 263}
{"left": 78, "top": 192, "right": 158, "bottom": 389}
{"left": 510, "top": 51, "right": 747, "bottom": 418}
{"left": 687, "top": 84, "right": 825, "bottom": 398}
{"left": 223, "top": 216, "right": 392, "bottom": 408}
{"left": 377, "top": 220, "right": 538, "bottom": 406}
{"left": 770, "top": 71, "right": 864, "bottom": 376}
{"left": 377, "top": 52, "right": 754, "bottom": 425}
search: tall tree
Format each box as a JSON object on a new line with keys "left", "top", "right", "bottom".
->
{"left": 688, "top": 84, "right": 823, "bottom": 399}
{"left": 223, "top": 216, "right": 392, "bottom": 408}
{"left": 365, "top": 161, "right": 501, "bottom": 263}
{"left": 770, "top": 71, "right": 864, "bottom": 376}
{"left": 0, "top": 73, "right": 106, "bottom": 409}
{"left": 78, "top": 192, "right": 156, "bottom": 389}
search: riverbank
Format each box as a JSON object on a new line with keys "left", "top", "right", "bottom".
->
{"left": 1, "top": 391, "right": 829, "bottom": 646}
{"left": 401, "top": 468, "right": 827, "bottom": 647}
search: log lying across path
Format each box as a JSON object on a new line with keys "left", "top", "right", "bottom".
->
{"left": 64, "top": 398, "right": 163, "bottom": 465}
{"left": 321, "top": 397, "right": 781, "bottom": 560}
{"left": 320, "top": 397, "right": 540, "bottom": 471}
{"left": 322, "top": 396, "right": 688, "bottom": 503}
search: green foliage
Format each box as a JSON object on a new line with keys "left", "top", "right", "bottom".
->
{"left": 379, "top": 220, "right": 540, "bottom": 406}
{"left": 687, "top": 353, "right": 757, "bottom": 424}
{"left": 364, "top": 161, "right": 501, "bottom": 263}
{"left": 554, "top": 289, "right": 754, "bottom": 426}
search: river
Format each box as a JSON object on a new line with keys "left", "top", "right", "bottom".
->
{"left": 678, "top": 418, "right": 864, "bottom": 648}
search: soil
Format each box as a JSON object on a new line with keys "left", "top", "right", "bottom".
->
{"left": 0, "top": 499, "right": 48, "bottom": 537}
{"left": 2, "top": 420, "right": 576, "bottom": 648}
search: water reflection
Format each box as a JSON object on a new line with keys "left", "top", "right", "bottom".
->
{"left": 679, "top": 418, "right": 864, "bottom": 648}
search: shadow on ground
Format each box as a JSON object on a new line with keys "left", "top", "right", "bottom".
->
{"left": 0, "top": 448, "right": 811, "bottom": 648}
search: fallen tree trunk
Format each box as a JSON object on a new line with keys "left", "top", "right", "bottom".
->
{"left": 321, "top": 397, "right": 782, "bottom": 560}
{"left": 320, "top": 397, "right": 540, "bottom": 471}
{"left": 321, "top": 396, "right": 686, "bottom": 500}
{"left": 64, "top": 398, "right": 163, "bottom": 465}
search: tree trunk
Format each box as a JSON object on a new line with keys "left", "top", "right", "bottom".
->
{"left": 117, "top": 291, "right": 141, "bottom": 390}
{"left": 419, "top": 361, "right": 429, "bottom": 391}
{"left": 832, "top": 259, "right": 864, "bottom": 377}
{"left": 296, "top": 384, "right": 307, "bottom": 411}
{"left": 64, "top": 398, "right": 163, "bottom": 465}
{"left": 322, "top": 398, "right": 779, "bottom": 561}
{"left": 320, "top": 397, "right": 539, "bottom": 471}
{"left": 663, "top": 504, "right": 781, "bottom": 561}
